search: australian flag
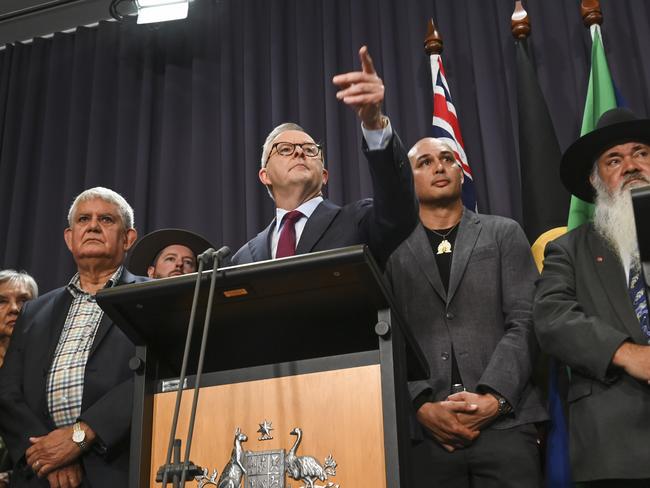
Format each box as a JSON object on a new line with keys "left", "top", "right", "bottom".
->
{"left": 429, "top": 54, "right": 477, "bottom": 211}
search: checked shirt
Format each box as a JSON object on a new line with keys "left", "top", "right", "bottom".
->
{"left": 46, "top": 267, "right": 122, "bottom": 428}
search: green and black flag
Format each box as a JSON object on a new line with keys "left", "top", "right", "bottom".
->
{"left": 515, "top": 39, "right": 570, "bottom": 244}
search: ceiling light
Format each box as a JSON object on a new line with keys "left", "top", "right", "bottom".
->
{"left": 135, "top": 0, "right": 189, "bottom": 24}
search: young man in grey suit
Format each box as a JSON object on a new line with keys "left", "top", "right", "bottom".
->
{"left": 230, "top": 46, "right": 418, "bottom": 268}
{"left": 385, "top": 137, "right": 547, "bottom": 487}
{"left": 535, "top": 108, "right": 650, "bottom": 486}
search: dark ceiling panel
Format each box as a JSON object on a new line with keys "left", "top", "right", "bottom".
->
{"left": 0, "top": 0, "right": 113, "bottom": 46}
{"left": 0, "top": 0, "right": 78, "bottom": 20}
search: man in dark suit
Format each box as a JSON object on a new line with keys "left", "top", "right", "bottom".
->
{"left": 0, "top": 186, "right": 146, "bottom": 488}
{"left": 385, "top": 137, "right": 547, "bottom": 487}
{"left": 230, "top": 46, "right": 418, "bottom": 267}
{"left": 534, "top": 108, "right": 650, "bottom": 486}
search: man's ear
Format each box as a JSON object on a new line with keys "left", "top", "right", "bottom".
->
{"left": 147, "top": 266, "right": 155, "bottom": 278}
{"left": 64, "top": 228, "right": 73, "bottom": 252}
{"left": 259, "top": 167, "right": 271, "bottom": 186}
{"left": 322, "top": 168, "right": 329, "bottom": 186}
{"left": 124, "top": 228, "right": 138, "bottom": 251}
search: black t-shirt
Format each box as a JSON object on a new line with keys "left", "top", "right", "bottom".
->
{"left": 424, "top": 225, "right": 463, "bottom": 388}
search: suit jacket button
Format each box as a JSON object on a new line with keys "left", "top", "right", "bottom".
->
{"left": 441, "top": 352, "right": 450, "bottom": 360}
{"left": 445, "top": 312, "right": 454, "bottom": 320}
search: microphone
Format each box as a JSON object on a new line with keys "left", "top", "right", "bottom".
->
{"left": 213, "top": 245, "right": 231, "bottom": 260}
{"left": 197, "top": 248, "right": 216, "bottom": 265}
{"left": 197, "top": 246, "right": 231, "bottom": 267}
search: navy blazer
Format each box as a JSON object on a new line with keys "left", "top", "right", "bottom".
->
{"left": 231, "top": 133, "right": 419, "bottom": 268}
{"left": 0, "top": 269, "right": 147, "bottom": 488}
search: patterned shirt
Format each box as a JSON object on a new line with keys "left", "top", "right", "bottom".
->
{"left": 46, "top": 267, "right": 123, "bottom": 427}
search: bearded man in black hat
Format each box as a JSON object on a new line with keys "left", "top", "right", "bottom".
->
{"left": 128, "top": 228, "right": 214, "bottom": 279}
{"left": 534, "top": 108, "right": 650, "bottom": 486}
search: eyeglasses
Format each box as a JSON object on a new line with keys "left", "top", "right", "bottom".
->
{"left": 266, "top": 142, "right": 322, "bottom": 165}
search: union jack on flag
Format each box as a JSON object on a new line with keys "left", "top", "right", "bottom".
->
{"left": 429, "top": 54, "right": 477, "bottom": 211}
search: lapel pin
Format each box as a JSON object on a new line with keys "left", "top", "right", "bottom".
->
{"left": 596, "top": 256, "right": 604, "bottom": 263}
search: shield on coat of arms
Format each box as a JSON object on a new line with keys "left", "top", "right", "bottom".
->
{"left": 243, "top": 449, "right": 285, "bottom": 488}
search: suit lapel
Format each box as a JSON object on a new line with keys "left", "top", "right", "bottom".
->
{"left": 405, "top": 224, "right": 446, "bottom": 301}
{"left": 42, "top": 289, "right": 74, "bottom": 376}
{"left": 587, "top": 228, "right": 645, "bottom": 342}
{"left": 249, "top": 221, "right": 274, "bottom": 261}
{"left": 89, "top": 269, "right": 137, "bottom": 356}
{"left": 447, "top": 210, "right": 481, "bottom": 304}
{"left": 295, "top": 199, "right": 340, "bottom": 254}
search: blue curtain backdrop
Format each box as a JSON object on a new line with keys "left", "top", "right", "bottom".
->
{"left": 0, "top": 0, "right": 649, "bottom": 292}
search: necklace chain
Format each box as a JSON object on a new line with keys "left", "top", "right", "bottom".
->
{"left": 429, "top": 220, "right": 460, "bottom": 239}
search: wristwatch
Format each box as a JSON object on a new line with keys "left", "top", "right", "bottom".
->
{"left": 72, "top": 422, "right": 88, "bottom": 450}
{"left": 490, "top": 393, "right": 512, "bottom": 416}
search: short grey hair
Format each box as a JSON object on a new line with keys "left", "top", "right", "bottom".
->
{"left": 67, "top": 187, "right": 135, "bottom": 230}
{"left": 0, "top": 269, "right": 38, "bottom": 299}
{"left": 260, "top": 122, "right": 307, "bottom": 169}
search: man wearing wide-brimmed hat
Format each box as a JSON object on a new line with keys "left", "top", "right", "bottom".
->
{"left": 128, "top": 228, "right": 214, "bottom": 279}
{"left": 534, "top": 108, "right": 650, "bottom": 486}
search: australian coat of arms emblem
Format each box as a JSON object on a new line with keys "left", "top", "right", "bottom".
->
{"left": 195, "top": 426, "right": 339, "bottom": 488}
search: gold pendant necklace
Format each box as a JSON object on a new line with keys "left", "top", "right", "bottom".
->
{"left": 437, "top": 239, "right": 452, "bottom": 254}
{"left": 430, "top": 221, "right": 460, "bottom": 255}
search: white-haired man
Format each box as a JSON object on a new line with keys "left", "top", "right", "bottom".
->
{"left": 231, "top": 46, "right": 418, "bottom": 267}
{"left": 0, "top": 187, "right": 146, "bottom": 488}
{"left": 535, "top": 108, "right": 650, "bottom": 486}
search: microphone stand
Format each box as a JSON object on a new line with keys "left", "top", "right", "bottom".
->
{"left": 157, "top": 246, "right": 231, "bottom": 487}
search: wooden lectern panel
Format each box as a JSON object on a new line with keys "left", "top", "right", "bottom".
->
{"left": 150, "top": 365, "right": 386, "bottom": 487}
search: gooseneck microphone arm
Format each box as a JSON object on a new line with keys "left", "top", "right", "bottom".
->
{"left": 179, "top": 246, "right": 230, "bottom": 486}
{"left": 157, "top": 246, "right": 230, "bottom": 487}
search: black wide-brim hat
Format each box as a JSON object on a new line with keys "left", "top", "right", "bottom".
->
{"left": 128, "top": 228, "right": 214, "bottom": 276}
{"left": 560, "top": 107, "right": 650, "bottom": 202}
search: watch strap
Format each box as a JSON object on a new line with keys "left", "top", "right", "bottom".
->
{"left": 489, "top": 392, "right": 512, "bottom": 416}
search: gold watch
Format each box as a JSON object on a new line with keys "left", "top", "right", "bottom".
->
{"left": 72, "top": 422, "right": 88, "bottom": 450}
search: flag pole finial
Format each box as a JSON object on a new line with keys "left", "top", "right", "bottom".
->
{"left": 511, "top": 1, "right": 531, "bottom": 40}
{"left": 424, "top": 18, "right": 443, "bottom": 56}
{"left": 581, "top": 0, "right": 603, "bottom": 27}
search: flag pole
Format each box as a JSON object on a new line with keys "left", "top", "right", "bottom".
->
{"left": 423, "top": 17, "right": 478, "bottom": 211}
{"left": 511, "top": 1, "right": 530, "bottom": 40}
{"left": 581, "top": 0, "right": 603, "bottom": 27}
{"left": 424, "top": 18, "right": 443, "bottom": 56}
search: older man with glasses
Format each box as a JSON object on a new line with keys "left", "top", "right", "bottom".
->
{"left": 230, "top": 46, "right": 418, "bottom": 268}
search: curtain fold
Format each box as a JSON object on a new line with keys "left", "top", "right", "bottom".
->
{"left": 1, "top": 0, "right": 648, "bottom": 292}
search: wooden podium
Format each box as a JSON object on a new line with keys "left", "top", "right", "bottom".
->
{"left": 97, "top": 246, "right": 428, "bottom": 488}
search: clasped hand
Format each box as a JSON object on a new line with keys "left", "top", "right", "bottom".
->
{"left": 416, "top": 391, "right": 499, "bottom": 452}
{"left": 26, "top": 426, "right": 80, "bottom": 479}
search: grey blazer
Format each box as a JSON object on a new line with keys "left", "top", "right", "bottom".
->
{"left": 385, "top": 210, "right": 547, "bottom": 430}
{"left": 534, "top": 223, "right": 650, "bottom": 481}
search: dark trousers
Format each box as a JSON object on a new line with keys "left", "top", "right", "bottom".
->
{"left": 411, "top": 423, "right": 541, "bottom": 488}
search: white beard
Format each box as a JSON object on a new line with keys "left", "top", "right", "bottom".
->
{"left": 593, "top": 183, "right": 641, "bottom": 268}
